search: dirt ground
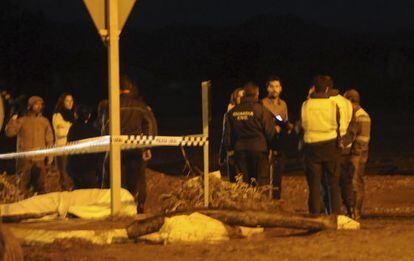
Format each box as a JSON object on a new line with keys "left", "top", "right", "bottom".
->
{"left": 12, "top": 170, "right": 414, "bottom": 260}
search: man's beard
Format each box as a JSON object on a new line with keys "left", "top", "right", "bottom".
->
{"left": 269, "top": 93, "right": 280, "bottom": 99}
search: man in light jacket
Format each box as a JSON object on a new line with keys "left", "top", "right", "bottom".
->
{"left": 5, "top": 96, "right": 54, "bottom": 192}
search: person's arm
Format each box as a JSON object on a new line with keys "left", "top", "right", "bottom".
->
{"left": 140, "top": 105, "right": 158, "bottom": 136}
{"left": 52, "top": 113, "right": 69, "bottom": 141}
{"left": 219, "top": 113, "right": 230, "bottom": 165}
{"left": 351, "top": 114, "right": 371, "bottom": 156}
{"left": 5, "top": 115, "right": 23, "bottom": 137}
{"left": 335, "top": 104, "right": 342, "bottom": 147}
{"left": 223, "top": 112, "right": 233, "bottom": 153}
{"left": 283, "top": 101, "right": 294, "bottom": 133}
{"left": 45, "top": 118, "right": 55, "bottom": 164}
{"left": 67, "top": 125, "right": 75, "bottom": 143}
{"left": 262, "top": 107, "right": 277, "bottom": 149}
{"left": 0, "top": 95, "right": 4, "bottom": 131}
{"left": 141, "top": 105, "right": 157, "bottom": 161}
{"left": 342, "top": 111, "right": 358, "bottom": 147}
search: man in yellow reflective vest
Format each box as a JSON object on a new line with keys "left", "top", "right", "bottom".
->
{"left": 301, "top": 75, "right": 341, "bottom": 214}
{"left": 342, "top": 89, "right": 371, "bottom": 220}
{"left": 322, "top": 83, "right": 353, "bottom": 214}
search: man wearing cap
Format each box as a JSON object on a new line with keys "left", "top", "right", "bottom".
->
{"left": 5, "top": 96, "right": 54, "bottom": 193}
{"left": 342, "top": 89, "right": 371, "bottom": 220}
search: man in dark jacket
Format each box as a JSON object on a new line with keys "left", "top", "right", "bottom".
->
{"left": 119, "top": 75, "right": 157, "bottom": 213}
{"left": 67, "top": 104, "right": 101, "bottom": 189}
{"left": 223, "top": 82, "right": 276, "bottom": 185}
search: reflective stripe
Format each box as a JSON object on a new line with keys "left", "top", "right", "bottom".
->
{"left": 356, "top": 117, "right": 371, "bottom": 123}
{"left": 356, "top": 136, "right": 370, "bottom": 142}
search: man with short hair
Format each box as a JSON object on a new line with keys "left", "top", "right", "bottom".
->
{"left": 342, "top": 89, "right": 371, "bottom": 220}
{"left": 301, "top": 75, "right": 341, "bottom": 214}
{"left": 262, "top": 76, "right": 293, "bottom": 199}
{"left": 119, "top": 75, "right": 157, "bottom": 213}
{"left": 223, "top": 82, "right": 276, "bottom": 186}
{"left": 5, "top": 96, "right": 54, "bottom": 193}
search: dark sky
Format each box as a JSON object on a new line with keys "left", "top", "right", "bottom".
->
{"left": 21, "top": 0, "right": 414, "bottom": 32}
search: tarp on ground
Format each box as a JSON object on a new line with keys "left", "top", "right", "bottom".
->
{"left": 0, "top": 189, "right": 136, "bottom": 221}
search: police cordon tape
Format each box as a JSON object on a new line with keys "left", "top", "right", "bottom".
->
{"left": 0, "top": 135, "right": 208, "bottom": 160}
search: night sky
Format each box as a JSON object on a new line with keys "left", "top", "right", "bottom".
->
{"left": 2, "top": 0, "right": 414, "bottom": 170}
{"left": 21, "top": 0, "right": 414, "bottom": 32}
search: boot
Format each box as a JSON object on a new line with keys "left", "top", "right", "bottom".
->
{"left": 346, "top": 206, "right": 357, "bottom": 220}
{"left": 137, "top": 203, "right": 144, "bottom": 214}
{"left": 354, "top": 200, "right": 363, "bottom": 221}
{"left": 354, "top": 208, "right": 361, "bottom": 221}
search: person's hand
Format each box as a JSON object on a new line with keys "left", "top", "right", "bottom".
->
{"left": 337, "top": 138, "right": 345, "bottom": 150}
{"left": 268, "top": 150, "right": 273, "bottom": 162}
{"left": 286, "top": 122, "right": 294, "bottom": 134}
{"left": 47, "top": 156, "right": 54, "bottom": 165}
{"left": 142, "top": 149, "right": 152, "bottom": 161}
{"left": 218, "top": 157, "right": 224, "bottom": 166}
{"left": 275, "top": 125, "right": 282, "bottom": 134}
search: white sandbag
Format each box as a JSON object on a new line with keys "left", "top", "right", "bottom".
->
{"left": 159, "top": 212, "right": 229, "bottom": 244}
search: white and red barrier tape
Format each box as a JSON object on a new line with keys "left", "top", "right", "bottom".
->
{"left": 0, "top": 135, "right": 208, "bottom": 160}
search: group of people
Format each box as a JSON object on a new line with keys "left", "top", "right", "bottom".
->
{"left": 1, "top": 74, "right": 370, "bottom": 218}
{"left": 220, "top": 75, "right": 371, "bottom": 220}
{"left": 1, "top": 75, "right": 157, "bottom": 213}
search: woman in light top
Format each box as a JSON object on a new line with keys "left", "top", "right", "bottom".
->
{"left": 52, "top": 93, "right": 76, "bottom": 190}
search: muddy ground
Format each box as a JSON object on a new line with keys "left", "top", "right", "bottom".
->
{"left": 11, "top": 170, "right": 414, "bottom": 260}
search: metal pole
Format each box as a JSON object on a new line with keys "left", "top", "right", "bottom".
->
{"left": 107, "top": 0, "right": 122, "bottom": 216}
{"left": 202, "top": 81, "right": 210, "bottom": 207}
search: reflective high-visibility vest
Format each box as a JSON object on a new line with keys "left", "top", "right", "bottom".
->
{"left": 330, "top": 95, "right": 353, "bottom": 137}
{"left": 301, "top": 98, "right": 338, "bottom": 143}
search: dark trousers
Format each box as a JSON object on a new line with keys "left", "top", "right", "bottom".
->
{"left": 16, "top": 159, "right": 46, "bottom": 192}
{"left": 339, "top": 154, "right": 354, "bottom": 209}
{"left": 340, "top": 154, "right": 368, "bottom": 213}
{"left": 223, "top": 153, "right": 238, "bottom": 182}
{"left": 321, "top": 154, "right": 348, "bottom": 214}
{"left": 56, "top": 156, "right": 73, "bottom": 190}
{"left": 304, "top": 140, "right": 341, "bottom": 215}
{"left": 270, "top": 151, "right": 285, "bottom": 199}
{"left": 235, "top": 150, "right": 269, "bottom": 186}
{"left": 121, "top": 150, "right": 147, "bottom": 205}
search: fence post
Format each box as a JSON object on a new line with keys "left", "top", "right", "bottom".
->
{"left": 201, "top": 81, "right": 210, "bottom": 207}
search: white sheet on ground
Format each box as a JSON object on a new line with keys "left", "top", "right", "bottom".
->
{"left": 159, "top": 212, "right": 230, "bottom": 244}
{"left": 0, "top": 189, "right": 136, "bottom": 220}
{"left": 337, "top": 215, "right": 360, "bottom": 230}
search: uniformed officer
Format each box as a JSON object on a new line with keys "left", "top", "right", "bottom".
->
{"left": 342, "top": 89, "right": 371, "bottom": 220}
{"left": 223, "top": 82, "right": 276, "bottom": 186}
{"left": 301, "top": 75, "right": 341, "bottom": 214}
{"left": 323, "top": 83, "right": 353, "bottom": 214}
